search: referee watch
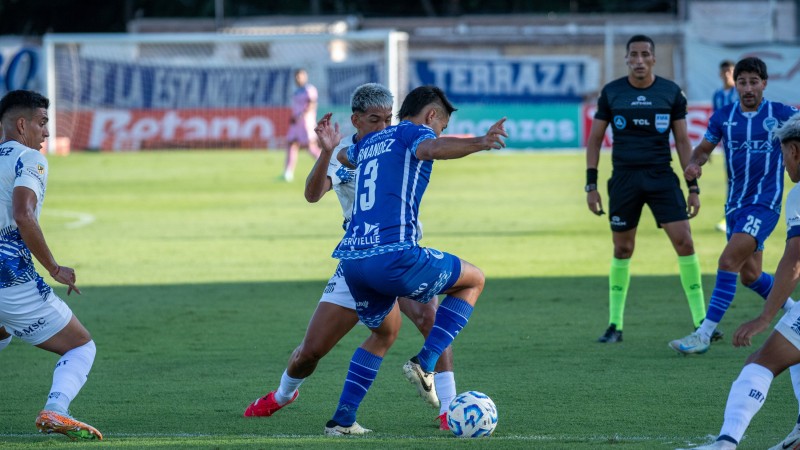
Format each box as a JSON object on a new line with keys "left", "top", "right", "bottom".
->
{"left": 688, "top": 186, "right": 700, "bottom": 195}
{"left": 585, "top": 184, "right": 597, "bottom": 192}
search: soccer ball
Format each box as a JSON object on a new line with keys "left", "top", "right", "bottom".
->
{"left": 447, "top": 391, "right": 498, "bottom": 438}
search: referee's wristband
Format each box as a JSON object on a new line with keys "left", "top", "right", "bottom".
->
{"left": 586, "top": 168, "right": 598, "bottom": 185}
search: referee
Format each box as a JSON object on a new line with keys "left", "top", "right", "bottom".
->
{"left": 585, "top": 34, "right": 705, "bottom": 343}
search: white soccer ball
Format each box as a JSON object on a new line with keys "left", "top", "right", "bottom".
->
{"left": 447, "top": 391, "right": 498, "bottom": 438}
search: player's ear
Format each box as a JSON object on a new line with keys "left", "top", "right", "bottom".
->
{"left": 351, "top": 113, "right": 359, "bottom": 128}
{"left": 15, "top": 116, "right": 25, "bottom": 135}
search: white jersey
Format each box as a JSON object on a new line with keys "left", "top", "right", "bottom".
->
{"left": 786, "top": 183, "right": 800, "bottom": 240}
{"left": 0, "top": 140, "right": 48, "bottom": 288}
{"left": 327, "top": 134, "right": 358, "bottom": 230}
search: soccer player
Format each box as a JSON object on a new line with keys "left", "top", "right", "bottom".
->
{"left": 0, "top": 90, "right": 102, "bottom": 440}
{"left": 316, "top": 85, "right": 507, "bottom": 435}
{"left": 585, "top": 34, "right": 706, "bottom": 343}
{"left": 669, "top": 57, "right": 798, "bottom": 355}
{"left": 713, "top": 60, "right": 737, "bottom": 113}
{"left": 244, "top": 83, "right": 458, "bottom": 429}
{"left": 713, "top": 60, "right": 737, "bottom": 233}
{"left": 680, "top": 113, "right": 800, "bottom": 450}
{"left": 282, "top": 68, "right": 320, "bottom": 182}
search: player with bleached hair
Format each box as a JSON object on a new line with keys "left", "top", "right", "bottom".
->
{"left": 681, "top": 112, "right": 800, "bottom": 450}
{"left": 244, "top": 83, "right": 458, "bottom": 430}
{"left": 0, "top": 90, "right": 102, "bottom": 440}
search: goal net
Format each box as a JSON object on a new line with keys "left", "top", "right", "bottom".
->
{"left": 43, "top": 31, "right": 408, "bottom": 152}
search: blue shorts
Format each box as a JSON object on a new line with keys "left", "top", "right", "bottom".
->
{"left": 341, "top": 246, "right": 462, "bottom": 329}
{"left": 726, "top": 205, "right": 780, "bottom": 252}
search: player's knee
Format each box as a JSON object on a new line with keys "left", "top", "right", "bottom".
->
{"left": 718, "top": 254, "right": 744, "bottom": 273}
{"left": 294, "top": 342, "right": 328, "bottom": 365}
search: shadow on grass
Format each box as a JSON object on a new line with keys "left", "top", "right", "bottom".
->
{"left": 1, "top": 275, "right": 793, "bottom": 449}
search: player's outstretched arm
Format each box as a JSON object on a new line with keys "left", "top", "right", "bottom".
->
{"left": 305, "top": 112, "right": 337, "bottom": 202}
{"left": 734, "top": 235, "right": 800, "bottom": 347}
{"left": 416, "top": 118, "right": 507, "bottom": 161}
{"left": 12, "top": 187, "right": 80, "bottom": 295}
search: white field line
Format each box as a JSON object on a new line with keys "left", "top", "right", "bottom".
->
{"left": 43, "top": 209, "right": 95, "bottom": 229}
{"left": 0, "top": 432, "right": 718, "bottom": 443}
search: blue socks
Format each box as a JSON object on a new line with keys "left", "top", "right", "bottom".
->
{"left": 417, "top": 296, "right": 473, "bottom": 372}
{"left": 331, "top": 347, "right": 382, "bottom": 426}
{"left": 746, "top": 272, "right": 774, "bottom": 299}
{"left": 706, "top": 270, "right": 738, "bottom": 323}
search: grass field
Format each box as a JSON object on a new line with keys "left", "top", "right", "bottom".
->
{"left": 1, "top": 149, "right": 797, "bottom": 449}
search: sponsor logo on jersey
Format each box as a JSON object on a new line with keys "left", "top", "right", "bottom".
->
{"left": 630, "top": 95, "right": 652, "bottom": 106}
{"left": 632, "top": 118, "right": 650, "bottom": 126}
{"left": 723, "top": 121, "right": 738, "bottom": 127}
{"left": 613, "top": 116, "right": 626, "bottom": 130}
{"left": 655, "top": 114, "right": 670, "bottom": 133}
{"left": 13, "top": 317, "right": 46, "bottom": 337}
{"left": 340, "top": 222, "right": 381, "bottom": 247}
{"left": 727, "top": 139, "right": 773, "bottom": 153}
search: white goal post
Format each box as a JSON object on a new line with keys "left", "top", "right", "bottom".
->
{"left": 42, "top": 30, "right": 408, "bottom": 153}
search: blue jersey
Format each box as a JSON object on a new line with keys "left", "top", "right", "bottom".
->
{"left": 333, "top": 121, "right": 436, "bottom": 260}
{"left": 704, "top": 99, "right": 798, "bottom": 215}
{"left": 712, "top": 87, "right": 736, "bottom": 112}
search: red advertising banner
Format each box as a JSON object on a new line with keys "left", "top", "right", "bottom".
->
{"left": 58, "top": 107, "right": 291, "bottom": 151}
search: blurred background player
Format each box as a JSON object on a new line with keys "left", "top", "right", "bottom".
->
{"left": 282, "top": 69, "right": 320, "bottom": 182}
{"left": 244, "top": 83, "right": 458, "bottom": 430}
{"left": 712, "top": 60, "right": 737, "bottom": 233}
{"left": 317, "top": 86, "right": 506, "bottom": 435}
{"left": 0, "top": 90, "right": 102, "bottom": 441}
{"left": 680, "top": 113, "right": 800, "bottom": 450}
{"left": 585, "top": 35, "right": 705, "bottom": 343}
{"left": 669, "top": 57, "right": 798, "bottom": 355}
{"left": 713, "top": 60, "right": 737, "bottom": 113}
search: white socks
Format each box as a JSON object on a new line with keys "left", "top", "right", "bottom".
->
{"left": 719, "top": 363, "right": 774, "bottom": 443}
{"left": 435, "top": 371, "right": 456, "bottom": 415}
{"left": 275, "top": 370, "right": 304, "bottom": 405}
{"left": 697, "top": 319, "right": 719, "bottom": 341}
{"left": 0, "top": 335, "right": 11, "bottom": 352}
{"left": 44, "top": 340, "right": 96, "bottom": 414}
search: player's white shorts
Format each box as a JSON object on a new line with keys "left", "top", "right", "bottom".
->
{"left": 319, "top": 263, "right": 356, "bottom": 310}
{"left": 0, "top": 281, "right": 72, "bottom": 345}
{"left": 776, "top": 301, "right": 800, "bottom": 350}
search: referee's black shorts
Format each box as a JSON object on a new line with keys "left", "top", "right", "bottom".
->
{"left": 607, "top": 167, "right": 689, "bottom": 232}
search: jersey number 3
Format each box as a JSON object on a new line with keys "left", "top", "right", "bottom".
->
{"left": 359, "top": 159, "right": 378, "bottom": 211}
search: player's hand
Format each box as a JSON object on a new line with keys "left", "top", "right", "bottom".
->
{"left": 314, "top": 113, "right": 342, "bottom": 153}
{"left": 732, "top": 316, "right": 771, "bottom": 347}
{"left": 49, "top": 265, "right": 81, "bottom": 296}
{"left": 686, "top": 192, "right": 700, "bottom": 218}
{"left": 482, "top": 118, "right": 508, "bottom": 150}
{"left": 587, "top": 190, "right": 605, "bottom": 216}
{"left": 684, "top": 163, "right": 702, "bottom": 180}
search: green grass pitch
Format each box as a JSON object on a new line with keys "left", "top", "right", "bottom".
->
{"left": 0, "top": 150, "right": 797, "bottom": 449}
